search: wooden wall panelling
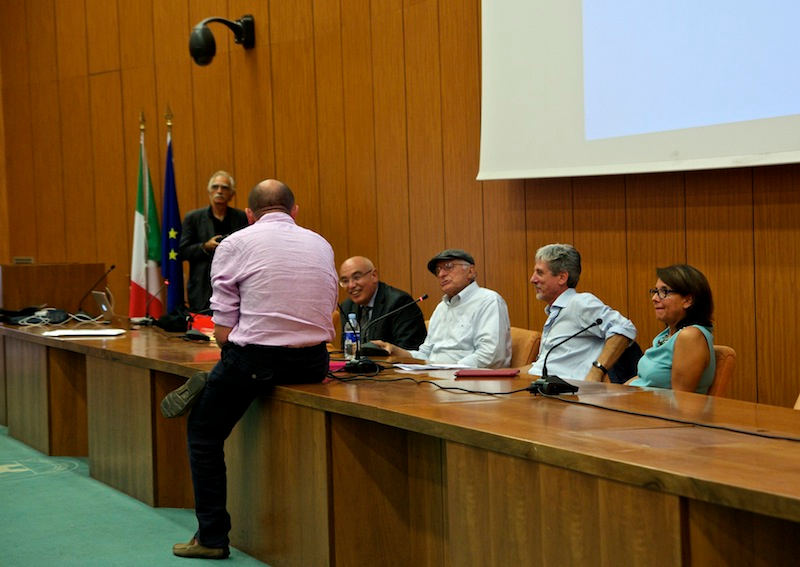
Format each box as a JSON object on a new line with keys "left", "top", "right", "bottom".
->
{"left": 3, "top": 86, "right": 36, "bottom": 260}
{"left": 229, "top": 1, "right": 275, "bottom": 195}
{"left": 30, "top": 85, "right": 66, "bottom": 263}
{"left": 685, "top": 168, "right": 756, "bottom": 401}
{"left": 753, "top": 165, "right": 800, "bottom": 407}
{"left": 55, "top": 0, "right": 90, "bottom": 80}
{"left": 341, "top": 0, "right": 379, "bottom": 261}
{"left": 313, "top": 0, "right": 350, "bottom": 273}
{"left": 573, "top": 176, "right": 629, "bottom": 318}
{"left": 55, "top": 1, "right": 94, "bottom": 263}
{"left": 524, "top": 178, "right": 574, "bottom": 331}
{"left": 439, "top": 0, "right": 484, "bottom": 262}
{"left": 483, "top": 181, "right": 529, "bottom": 327}
{"left": 153, "top": 2, "right": 197, "bottom": 227}
{"left": 372, "top": 0, "right": 414, "bottom": 292}
{"left": 404, "top": 0, "right": 446, "bottom": 316}
{"left": 89, "top": 72, "right": 132, "bottom": 308}
{"left": 118, "top": 0, "right": 154, "bottom": 70}
{"left": 0, "top": 84, "right": 7, "bottom": 264}
{"left": 268, "top": 1, "right": 322, "bottom": 233}
{"left": 188, "top": 65, "right": 234, "bottom": 208}
{"left": 85, "top": 0, "right": 120, "bottom": 75}
{"left": 59, "top": 79, "right": 98, "bottom": 263}
{"left": 624, "top": 173, "right": 687, "bottom": 346}
{"left": 1, "top": 0, "right": 36, "bottom": 261}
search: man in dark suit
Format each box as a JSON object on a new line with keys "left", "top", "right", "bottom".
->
{"left": 339, "top": 256, "right": 427, "bottom": 350}
{"left": 179, "top": 171, "right": 249, "bottom": 312}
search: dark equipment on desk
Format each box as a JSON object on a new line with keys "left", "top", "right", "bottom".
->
{"left": 528, "top": 318, "right": 603, "bottom": 395}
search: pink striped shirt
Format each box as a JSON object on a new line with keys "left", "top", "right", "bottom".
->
{"left": 210, "top": 212, "right": 337, "bottom": 347}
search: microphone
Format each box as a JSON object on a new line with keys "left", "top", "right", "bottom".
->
{"left": 359, "top": 294, "right": 428, "bottom": 347}
{"left": 77, "top": 264, "right": 116, "bottom": 314}
{"left": 132, "top": 280, "right": 169, "bottom": 325}
{"left": 529, "top": 318, "right": 603, "bottom": 395}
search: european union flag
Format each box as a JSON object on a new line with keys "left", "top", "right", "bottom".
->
{"left": 161, "top": 132, "right": 185, "bottom": 312}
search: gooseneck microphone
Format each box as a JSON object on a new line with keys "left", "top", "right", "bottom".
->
{"left": 530, "top": 318, "right": 603, "bottom": 395}
{"left": 132, "top": 280, "right": 169, "bottom": 325}
{"left": 77, "top": 264, "right": 116, "bottom": 314}
{"left": 359, "top": 294, "right": 429, "bottom": 351}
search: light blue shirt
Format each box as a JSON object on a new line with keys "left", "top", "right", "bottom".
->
{"left": 410, "top": 281, "right": 512, "bottom": 368}
{"left": 529, "top": 288, "right": 637, "bottom": 380}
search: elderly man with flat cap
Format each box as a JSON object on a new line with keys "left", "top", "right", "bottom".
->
{"left": 373, "top": 249, "right": 512, "bottom": 368}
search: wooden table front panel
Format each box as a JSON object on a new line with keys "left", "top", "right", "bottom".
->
{"left": 445, "top": 442, "right": 684, "bottom": 566}
{"left": 48, "top": 348, "right": 88, "bottom": 456}
{"left": 86, "top": 355, "right": 155, "bottom": 505}
{"left": 5, "top": 336, "right": 48, "bottom": 453}
{"left": 227, "top": 397, "right": 331, "bottom": 567}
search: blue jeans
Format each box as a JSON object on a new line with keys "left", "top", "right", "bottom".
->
{"left": 186, "top": 341, "right": 329, "bottom": 548}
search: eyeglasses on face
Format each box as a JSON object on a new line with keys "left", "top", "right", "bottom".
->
{"left": 339, "top": 268, "right": 374, "bottom": 288}
{"left": 649, "top": 287, "right": 678, "bottom": 300}
{"left": 434, "top": 262, "right": 470, "bottom": 276}
{"left": 209, "top": 184, "right": 231, "bottom": 191}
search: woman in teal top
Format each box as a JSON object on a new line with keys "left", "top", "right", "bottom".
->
{"left": 628, "top": 265, "right": 716, "bottom": 394}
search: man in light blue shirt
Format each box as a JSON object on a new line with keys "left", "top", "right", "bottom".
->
{"left": 373, "top": 249, "right": 512, "bottom": 368}
{"left": 528, "top": 244, "right": 636, "bottom": 381}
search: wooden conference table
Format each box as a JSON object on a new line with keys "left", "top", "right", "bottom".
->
{"left": 2, "top": 322, "right": 800, "bottom": 566}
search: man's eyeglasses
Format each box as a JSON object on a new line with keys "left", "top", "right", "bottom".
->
{"left": 434, "top": 262, "right": 470, "bottom": 276}
{"left": 210, "top": 184, "right": 231, "bottom": 191}
{"left": 649, "top": 287, "right": 678, "bottom": 300}
{"left": 339, "top": 268, "right": 374, "bottom": 288}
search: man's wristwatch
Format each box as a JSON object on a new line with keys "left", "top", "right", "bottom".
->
{"left": 592, "top": 361, "right": 609, "bottom": 375}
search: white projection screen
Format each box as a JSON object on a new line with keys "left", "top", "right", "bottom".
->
{"left": 478, "top": 0, "right": 800, "bottom": 180}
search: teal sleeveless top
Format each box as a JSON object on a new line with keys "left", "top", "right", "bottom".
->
{"left": 630, "top": 325, "right": 715, "bottom": 394}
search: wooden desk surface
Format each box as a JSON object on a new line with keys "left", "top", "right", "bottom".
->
{"left": 0, "top": 320, "right": 220, "bottom": 377}
{"left": 278, "top": 369, "right": 800, "bottom": 523}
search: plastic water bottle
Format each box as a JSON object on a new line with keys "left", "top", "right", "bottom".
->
{"left": 343, "top": 313, "right": 360, "bottom": 360}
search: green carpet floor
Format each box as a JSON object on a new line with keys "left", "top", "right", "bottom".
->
{"left": 0, "top": 426, "right": 267, "bottom": 566}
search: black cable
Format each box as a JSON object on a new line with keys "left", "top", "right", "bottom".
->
{"left": 538, "top": 393, "right": 800, "bottom": 443}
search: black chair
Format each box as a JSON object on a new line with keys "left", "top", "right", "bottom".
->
{"left": 607, "top": 341, "right": 643, "bottom": 384}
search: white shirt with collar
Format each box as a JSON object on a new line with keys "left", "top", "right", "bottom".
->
{"left": 409, "top": 280, "right": 512, "bottom": 368}
{"left": 529, "top": 288, "right": 637, "bottom": 379}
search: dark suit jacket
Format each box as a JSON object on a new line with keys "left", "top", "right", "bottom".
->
{"left": 340, "top": 281, "right": 427, "bottom": 350}
{"left": 179, "top": 206, "right": 249, "bottom": 312}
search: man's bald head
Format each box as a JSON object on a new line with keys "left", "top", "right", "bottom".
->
{"left": 247, "top": 179, "right": 296, "bottom": 220}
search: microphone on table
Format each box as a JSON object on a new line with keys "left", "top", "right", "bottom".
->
{"left": 132, "top": 280, "right": 169, "bottom": 326}
{"left": 358, "top": 293, "right": 429, "bottom": 356}
{"left": 529, "top": 318, "right": 603, "bottom": 395}
{"left": 76, "top": 264, "right": 116, "bottom": 315}
{"left": 341, "top": 294, "right": 429, "bottom": 373}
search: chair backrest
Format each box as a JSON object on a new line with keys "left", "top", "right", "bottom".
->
{"left": 510, "top": 327, "right": 541, "bottom": 368}
{"left": 708, "top": 345, "right": 736, "bottom": 397}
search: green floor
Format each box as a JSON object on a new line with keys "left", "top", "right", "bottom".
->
{"left": 0, "top": 426, "right": 267, "bottom": 566}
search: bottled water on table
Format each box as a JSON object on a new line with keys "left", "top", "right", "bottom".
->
{"left": 343, "top": 313, "right": 360, "bottom": 360}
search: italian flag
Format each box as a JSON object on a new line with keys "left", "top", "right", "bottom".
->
{"left": 129, "top": 130, "right": 163, "bottom": 319}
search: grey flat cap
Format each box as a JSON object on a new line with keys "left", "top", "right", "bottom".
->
{"left": 427, "top": 249, "right": 475, "bottom": 274}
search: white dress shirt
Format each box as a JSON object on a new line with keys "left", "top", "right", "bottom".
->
{"left": 410, "top": 281, "right": 512, "bottom": 368}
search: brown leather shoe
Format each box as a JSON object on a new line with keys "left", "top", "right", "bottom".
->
{"left": 173, "top": 538, "right": 230, "bottom": 559}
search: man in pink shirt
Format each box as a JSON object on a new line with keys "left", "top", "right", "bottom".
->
{"left": 170, "top": 179, "right": 338, "bottom": 560}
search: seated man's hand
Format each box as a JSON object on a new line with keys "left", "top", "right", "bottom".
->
{"left": 370, "top": 340, "right": 410, "bottom": 358}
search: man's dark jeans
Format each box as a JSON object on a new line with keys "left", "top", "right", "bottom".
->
{"left": 186, "top": 341, "right": 329, "bottom": 548}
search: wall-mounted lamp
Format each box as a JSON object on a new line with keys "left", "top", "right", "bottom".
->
{"left": 189, "top": 15, "right": 255, "bottom": 66}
